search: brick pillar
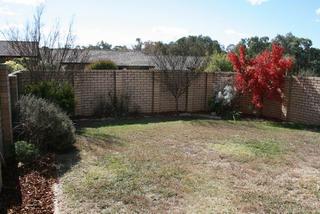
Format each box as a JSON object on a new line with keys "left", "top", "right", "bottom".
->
{"left": 0, "top": 64, "right": 13, "bottom": 151}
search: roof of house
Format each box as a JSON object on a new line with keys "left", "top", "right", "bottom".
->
{"left": 64, "top": 50, "right": 203, "bottom": 70}
{"left": 0, "top": 41, "right": 38, "bottom": 57}
{"left": 0, "top": 40, "right": 203, "bottom": 70}
{"left": 66, "top": 50, "right": 155, "bottom": 68}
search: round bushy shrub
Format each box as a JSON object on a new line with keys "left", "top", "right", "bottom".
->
{"left": 25, "top": 81, "right": 75, "bottom": 115}
{"left": 15, "top": 141, "right": 40, "bottom": 163}
{"left": 90, "top": 60, "right": 118, "bottom": 70}
{"left": 16, "top": 95, "right": 76, "bottom": 152}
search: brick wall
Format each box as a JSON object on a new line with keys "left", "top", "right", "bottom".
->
{"left": 119, "top": 71, "right": 154, "bottom": 113}
{"left": 74, "top": 70, "right": 115, "bottom": 116}
{"left": 237, "top": 76, "right": 320, "bottom": 125}
{"left": 12, "top": 70, "right": 320, "bottom": 125}
{"left": 286, "top": 76, "right": 320, "bottom": 125}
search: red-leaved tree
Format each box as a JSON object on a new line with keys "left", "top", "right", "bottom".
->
{"left": 228, "top": 44, "right": 293, "bottom": 109}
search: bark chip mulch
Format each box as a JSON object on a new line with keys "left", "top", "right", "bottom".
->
{"left": 0, "top": 154, "right": 57, "bottom": 214}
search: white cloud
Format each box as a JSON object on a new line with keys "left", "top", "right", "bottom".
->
{"left": 225, "top": 29, "right": 246, "bottom": 38}
{"left": 316, "top": 8, "right": 320, "bottom": 16}
{"left": 246, "top": 0, "right": 268, "bottom": 6}
{"left": 223, "top": 28, "right": 247, "bottom": 44}
{"left": 0, "top": 7, "right": 17, "bottom": 16}
{"left": 1, "top": 0, "right": 45, "bottom": 5}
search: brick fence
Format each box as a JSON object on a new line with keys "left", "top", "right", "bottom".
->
{"left": 64, "top": 70, "right": 234, "bottom": 116}
{"left": 11, "top": 70, "right": 320, "bottom": 125}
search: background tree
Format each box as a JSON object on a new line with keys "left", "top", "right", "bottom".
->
{"left": 205, "top": 52, "right": 233, "bottom": 72}
{"left": 231, "top": 33, "right": 320, "bottom": 76}
{"left": 143, "top": 35, "right": 222, "bottom": 56}
{"left": 112, "top": 45, "right": 129, "bottom": 51}
{"left": 152, "top": 42, "right": 207, "bottom": 114}
{"left": 237, "top": 36, "right": 271, "bottom": 57}
{"left": 133, "top": 38, "right": 143, "bottom": 51}
{"left": 81, "top": 40, "right": 112, "bottom": 50}
{"left": 2, "top": 6, "right": 89, "bottom": 82}
{"left": 272, "top": 33, "right": 314, "bottom": 74}
{"left": 173, "top": 35, "right": 222, "bottom": 56}
{"left": 143, "top": 41, "right": 168, "bottom": 54}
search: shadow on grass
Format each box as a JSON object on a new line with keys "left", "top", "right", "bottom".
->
{"left": 264, "top": 121, "right": 320, "bottom": 133}
{"left": 75, "top": 114, "right": 319, "bottom": 133}
{"left": 190, "top": 116, "right": 320, "bottom": 133}
{"left": 56, "top": 134, "right": 123, "bottom": 178}
{"left": 56, "top": 145, "right": 81, "bottom": 178}
{"left": 75, "top": 115, "right": 200, "bottom": 131}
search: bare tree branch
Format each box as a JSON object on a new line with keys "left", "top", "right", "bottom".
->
{"left": 1, "top": 6, "right": 89, "bottom": 83}
{"left": 152, "top": 46, "right": 207, "bottom": 114}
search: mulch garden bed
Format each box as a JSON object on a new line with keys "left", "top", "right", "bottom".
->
{"left": 0, "top": 154, "right": 57, "bottom": 214}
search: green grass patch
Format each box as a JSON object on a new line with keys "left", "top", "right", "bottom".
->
{"left": 211, "top": 139, "right": 284, "bottom": 161}
{"left": 79, "top": 118, "right": 187, "bottom": 140}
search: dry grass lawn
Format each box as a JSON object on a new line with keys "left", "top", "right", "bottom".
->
{"left": 56, "top": 117, "right": 320, "bottom": 213}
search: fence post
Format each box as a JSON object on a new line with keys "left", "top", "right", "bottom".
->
{"left": 0, "top": 64, "right": 13, "bottom": 159}
{"left": 185, "top": 72, "right": 189, "bottom": 112}
{"left": 204, "top": 72, "right": 208, "bottom": 111}
{"left": 285, "top": 76, "right": 293, "bottom": 121}
{"left": 151, "top": 70, "right": 155, "bottom": 114}
{"left": 113, "top": 70, "right": 117, "bottom": 101}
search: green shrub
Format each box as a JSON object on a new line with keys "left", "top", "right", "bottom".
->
{"left": 25, "top": 81, "right": 75, "bottom": 115}
{"left": 90, "top": 60, "right": 118, "bottom": 70}
{"left": 95, "top": 92, "right": 130, "bottom": 117}
{"left": 205, "top": 52, "right": 233, "bottom": 72}
{"left": 16, "top": 95, "right": 76, "bottom": 152}
{"left": 4, "top": 60, "right": 25, "bottom": 73}
{"left": 15, "top": 141, "right": 40, "bottom": 163}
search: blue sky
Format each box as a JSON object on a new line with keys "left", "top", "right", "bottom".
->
{"left": 1, "top": 0, "right": 320, "bottom": 48}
